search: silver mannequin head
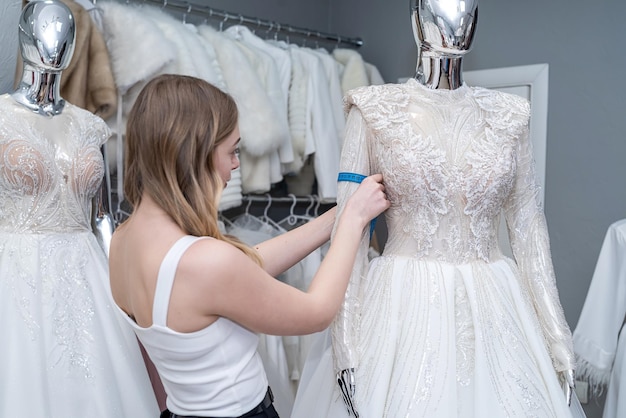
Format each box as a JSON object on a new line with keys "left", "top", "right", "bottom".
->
{"left": 410, "top": 0, "right": 478, "bottom": 89}
{"left": 12, "top": 0, "right": 76, "bottom": 116}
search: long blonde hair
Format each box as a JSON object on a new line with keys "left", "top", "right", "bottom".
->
{"left": 125, "top": 74, "right": 261, "bottom": 264}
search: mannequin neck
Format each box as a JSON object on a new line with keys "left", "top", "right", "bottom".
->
{"left": 11, "top": 64, "right": 65, "bottom": 117}
{"left": 414, "top": 55, "right": 464, "bottom": 90}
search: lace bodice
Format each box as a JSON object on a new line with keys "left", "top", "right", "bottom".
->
{"left": 0, "top": 94, "right": 111, "bottom": 233}
{"left": 332, "top": 79, "right": 575, "bottom": 378}
{"left": 343, "top": 79, "right": 533, "bottom": 264}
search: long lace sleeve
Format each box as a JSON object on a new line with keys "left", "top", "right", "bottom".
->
{"left": 331, "top": 106, "right": 373, "bottom": 402}
{"left": 503, "top": 122, "right": 575, "bottom": 373}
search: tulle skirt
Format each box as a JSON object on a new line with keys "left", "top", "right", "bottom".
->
{"left": 292, "top": 256, "right": 581, "bottom": 418}
{"left": 0, "top": 231, "right": 159, "bottom": 418}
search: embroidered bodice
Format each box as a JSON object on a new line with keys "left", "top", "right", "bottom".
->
{"left": 0, "top": 94, "right": 110, "bottom": 233}
{"left": 345, "top": 79, "right": 535, "bottom": 264}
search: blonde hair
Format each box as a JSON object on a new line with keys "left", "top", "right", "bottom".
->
{"left": 125, "top": 74, "right": 261, "bottom": 264}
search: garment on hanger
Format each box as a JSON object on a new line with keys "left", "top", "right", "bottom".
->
{"left": 284, "top": 45, "right": 342, "bottom": 201}
{"left": 309, "top": 48, "right": 346, "bottom": 146}
{"left": 292, "top": 78, "right": 575, "bottom": 417}
{"left": 225, "top": 25, "right": 295, "bottom": 170}
{"left": 0, "top": 94, "right": 159, "bottom": 417}
{"left": 332, "top": 48, "right": 373, "bottom": 95}
{"left": 573, "top": 218, "right": 626, "bottom": 418}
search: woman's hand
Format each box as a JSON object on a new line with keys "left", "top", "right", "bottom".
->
{"left": 342, "top": 173, "right": 390, "bottom": 228}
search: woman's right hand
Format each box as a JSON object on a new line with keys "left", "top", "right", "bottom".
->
{"left": 341, "top": 173, "right": 390, "bottom": 228}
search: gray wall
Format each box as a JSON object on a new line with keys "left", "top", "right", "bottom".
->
{"left": 0, "top": 0, "right": 620, "bottom": 416}
{"left": 0, "top": 0, "right": 21, "bottom": 93}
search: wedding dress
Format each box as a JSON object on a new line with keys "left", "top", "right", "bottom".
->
{"left": 0, "top": 94, "right": 159, "bottom": 417}
{"left": 292, "top": 78, "right": 575, "bottom": 418}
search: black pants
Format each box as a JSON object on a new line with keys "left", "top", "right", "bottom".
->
{"left": 160, "top": 406, "right": 279, "bottom": 418}
{"left": 160, "top": 387, "right": 279, "bottom": 418}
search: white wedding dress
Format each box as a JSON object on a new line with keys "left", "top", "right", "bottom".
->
{"left": 0, "top": 94, "right": 159, "bottom": 417}
{"left": 292, "top": 79, "right": 577, "bottom": 418}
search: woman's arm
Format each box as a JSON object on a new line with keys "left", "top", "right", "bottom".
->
{"left": 185, "top": 175, "right": 388, "bottom": 336}
{"left": 253, "top": 207, "right": 336, "bottom": 277}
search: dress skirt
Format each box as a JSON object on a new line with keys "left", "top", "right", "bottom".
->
{"left": 292, "top": 255, "right": 574, "bottom": 418}
{"left": 0, "top": 231, "right": 160, "bottom": 418}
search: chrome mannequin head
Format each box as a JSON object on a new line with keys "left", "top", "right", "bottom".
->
{"left": 410, "top": 0, "right": 478, "bottom": 89}
{"left": 12, "top": 0, "right": 76, "bottom": 116}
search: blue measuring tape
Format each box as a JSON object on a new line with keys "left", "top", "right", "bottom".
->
{"left": 337, "top": 172, "right": 377, "bottom": 237}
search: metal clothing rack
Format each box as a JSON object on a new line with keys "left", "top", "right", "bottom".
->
{"left": 221, "top": 193, "right": 333, "bottom": 220}
{"left": 242, "top": 194, "right": 322, "bottom": 205}
{"left": 119, "top": 0, "right": 364, "bottom": 48}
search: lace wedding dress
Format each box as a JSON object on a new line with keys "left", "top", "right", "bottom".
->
{"left": 0, "top": 94, "right": 159, "bottom": 417}
{"left": 292, "top": 79, "right": 576, "bottom": 417}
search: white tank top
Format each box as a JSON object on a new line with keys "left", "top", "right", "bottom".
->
{"left": 118, "top": 235, "right": 268, "bottom": 416}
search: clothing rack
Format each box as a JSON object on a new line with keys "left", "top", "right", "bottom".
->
{"left": 120, "top": 0, "right": 364, "bottom": 48}
{"left": 221, "top": 194, "right": 333, "bottom": 220}
{"left": 242, "top": 194, "right": 322, "bottom": 205}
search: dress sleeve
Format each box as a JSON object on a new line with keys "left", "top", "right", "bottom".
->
{"left": 330, "top": 105, "right": 373, "bottom": 374}
{"left": 573, "top": 220, "right": 626, "bottom": 396}
{"left": 503, "top": 122, "right": 575, "bottom": 373}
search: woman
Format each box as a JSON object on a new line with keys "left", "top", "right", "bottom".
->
{"left": 108, "top": 74, "right": 389, "bottom": 418}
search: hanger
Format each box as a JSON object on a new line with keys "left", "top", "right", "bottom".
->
{"left": 226, "top": 194, "right": 253, "bottom": 227}
{"left": 219, "top": 13, "right": 229, "bottom": 31}
{"left": 274, "top": 22, "right": 281, "bottom": 41}
{"left": 231, "top": 15, "right": 245, "bottom": 39}
{"left": 304, "top": 195, "right": 317, "bottom": 218}
{"left": 258, "top": 194, "right": 283, "bottom": 231}
{"left": 278, "top": 194, "right": 313, "bottom": 228}
{"left": 335, "top": 35, "right": 342, "bottom": 50}
{"left": 313, "top": 194, "right": 322, "bottom": 217}
{"left": 264, "top": 21, "right": 274, "bottom": 39}
{"left": 244, "top": 197, "right": 253, "bottom": 215}
{"left": 301, "top": 31, "right": 311, "bottom": 48}
{"left": 182, "top": 3, "right": 192, "bottom": 24}
{"left": 218, "top": 212, "right": 235, "bottom": 231}
{"left": 253, "top": 18, "right": 262, "bottom": 35}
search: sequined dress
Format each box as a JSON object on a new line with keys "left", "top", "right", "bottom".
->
{"left": 291, "top": 79, "right": 575, "bottom": 417}
{"left": 0, "top": 94, "right": 159, "bottom": 417}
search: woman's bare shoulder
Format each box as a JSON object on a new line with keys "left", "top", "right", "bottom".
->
{"left": 180, "top": 237, "right": 258, "bottom": 274}
{"left": 171, "top": 237, "right": 265, "bottom": 319}
{"left": 173, "top": 238, "right": 255, "bottom": 280}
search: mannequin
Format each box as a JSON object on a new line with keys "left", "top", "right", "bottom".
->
{"left": 0, "top": 1, "right": 159, "bottom": 416}
{"left": 13, "top": 0, "right": 115, "bottom": 253}
{"left": 291, "top": 1, "right": 580, "bottom": 417}
{"left": 410, "top": 0, "right": 576, "bottom": 403}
